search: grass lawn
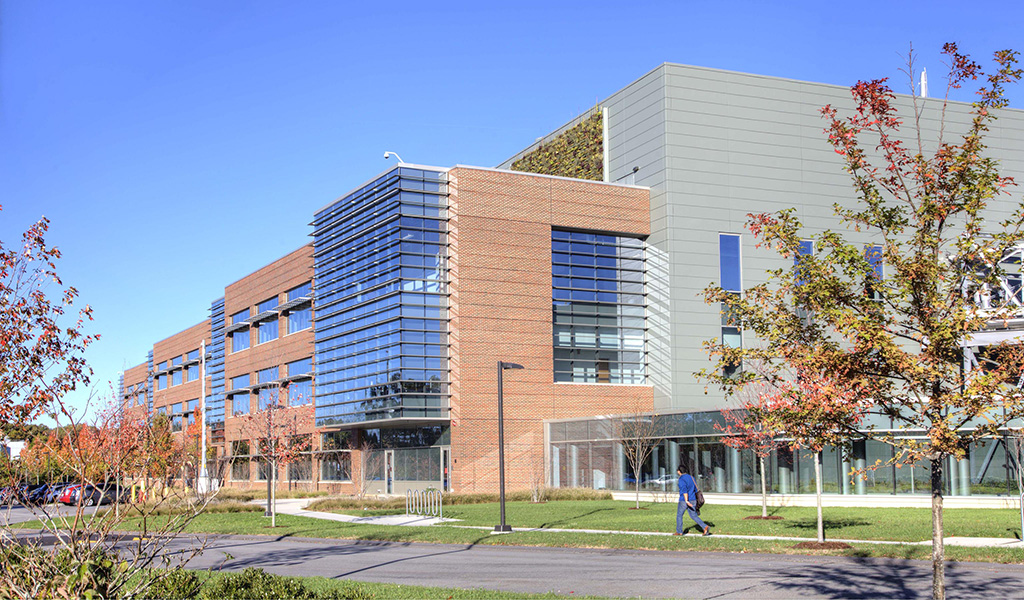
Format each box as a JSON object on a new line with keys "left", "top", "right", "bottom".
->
{"left": 416, "top": 500, "right": 1024, "bottom": 542}
{"left": 18, "top": 508, "right": 1021, "bottom": 565}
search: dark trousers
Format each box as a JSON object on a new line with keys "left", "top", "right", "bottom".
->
{"left": 676, "top": 500, "right": 708, "bottom": 534}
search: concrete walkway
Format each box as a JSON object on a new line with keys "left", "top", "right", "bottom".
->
{"left": 264, "top": 497, "right": 1024, "bottom": 549}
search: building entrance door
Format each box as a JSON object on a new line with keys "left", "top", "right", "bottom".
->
{"left": 384, "top": 450, "right": 395, "bottom": 495}
{"left": 441, "top": 447, "right": 451, "bottom": 492}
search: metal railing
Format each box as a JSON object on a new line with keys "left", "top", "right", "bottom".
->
{"left": 406, "top": 488, "right": 443, "bottom": 519}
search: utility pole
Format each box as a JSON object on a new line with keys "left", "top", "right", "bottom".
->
{"left": 198, "top": 339, "right": 210, "bottom": 494}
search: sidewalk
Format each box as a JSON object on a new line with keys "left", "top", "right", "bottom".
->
{"left": 265, "top": 498, "right": 1024, "bottom": 549}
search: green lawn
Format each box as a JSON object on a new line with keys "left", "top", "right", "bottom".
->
{"left": 18, "top": 509, "right": 1021, "bottom": 564}
{"left": 15, "top": 500, "right": 1024, "bottom": 564}
{"left": 413, "top": 500, "right": 1024, "bottom": 542}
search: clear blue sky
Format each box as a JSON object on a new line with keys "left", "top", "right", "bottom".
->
{"left": 2, "top": 0, "right": 1022, "bottom": 420}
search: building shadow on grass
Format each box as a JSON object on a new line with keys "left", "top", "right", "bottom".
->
{"left": 765, "top": 556, "right": 1024, "bottom": 599}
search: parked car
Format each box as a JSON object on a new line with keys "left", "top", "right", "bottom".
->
{"left": 63, "top": 484, "right": 124, "bottom": 506}
{"left": 26, "top": 483, "right": 61, "bottom": 505}
{"left": 57, "top": 484, "right": 83, "bottom": 505}
{"left": 44, "top": 482, "right": 76, "bottom": 504}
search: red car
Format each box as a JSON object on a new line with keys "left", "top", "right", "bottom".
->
{"left": 57, "top": 484, "right": 82, "bottom": 505}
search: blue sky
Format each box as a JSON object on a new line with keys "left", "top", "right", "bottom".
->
{"left": 2, "top": 0, "right": 1022, "bottom": 419}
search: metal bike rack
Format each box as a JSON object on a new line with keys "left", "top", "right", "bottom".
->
{"left": 406, "top": 488, "right": 443, "bottom": 519}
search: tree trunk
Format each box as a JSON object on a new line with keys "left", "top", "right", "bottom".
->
{"left": 271, "top": 459, "right": 277, "bottom": 528}
{"left": 265, "top": 459, "right": 272, "bottom": 518}
{"left": 760, "top": 455, "right": 768, "bottom": 518}
{"left": 814, "top": 450, "right": 824, "bottom": 543}
{"left": 931, "top": 457, "right": 945, "bottom": 600}
{"left": 635, "top": 478, "right": 640, "bottom": 510}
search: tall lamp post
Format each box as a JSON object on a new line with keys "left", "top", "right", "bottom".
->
{"left": 494, "top": 360, "right": 524, "bottom": 534}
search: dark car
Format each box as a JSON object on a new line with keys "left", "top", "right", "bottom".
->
{"left": 44, "top": 482, "right": 76, "bottom": 504}
{"left": 66, "top": 484, "right": 125, "bottom": 506}
{"left": 25, "top": 483, "right": 58, "bottom": 505}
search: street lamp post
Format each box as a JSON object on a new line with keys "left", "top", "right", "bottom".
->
{"left": 494, "top": 360, "right": 524, "bottom": 534}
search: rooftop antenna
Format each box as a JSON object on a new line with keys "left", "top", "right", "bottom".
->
{"left": 384, "top": 151, "right": 405, "bottom": 163}
{"left": 920, "top": 68, "right": 928, "bottom": 98}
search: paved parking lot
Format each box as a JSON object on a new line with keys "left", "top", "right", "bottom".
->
{"left": 0, "top": 503, "right": 98, "bottom": 526}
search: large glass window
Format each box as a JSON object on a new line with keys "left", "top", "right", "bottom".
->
{"left": 320, "top": 451, "right": 352, "bottom": 481}
{"left": 552, "top": 230, "right": 646, "bottom": 384}
{"left": 232, "top": 395, "right": 250, "bottom": 415}
{"left": 288, "top": 306, "right": 312, "bottom": 333}
{"left": 257, "top": 319, "right": 279, "bottom": 344}
{"left": 230, "top": 374, "right": 250, "bottom": 391}
{"left": 186, "top": 363, "right": 199, "bottom": 382}
{"left": 231, "top": 309, "right": 250, "bottom": 324}
{"left": 231, "top": 329, "right": 249, "bottom": 352}
{"left": 312, "top": 167, "right": 450, "bottom": 427}
{"left": 289, "top": 379, "right": 312, "bottom": 406}
{"left": 155, "top": 374, "right": 164, "bottom": 391}
{"left": 258, "top": 296, "right": 279, "bottom": 313}
{"left": 171, "top": 370, "right": 182, "bottom": 386}
{"left": 720, "top": 233, "right": 742, "bottom": 378}
{"left": 288, "top": 282, "right": 312, "bottom": 301}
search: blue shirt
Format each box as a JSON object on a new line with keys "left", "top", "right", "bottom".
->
{"left": 678, "top": 473, "right": 697, "bottom": 503}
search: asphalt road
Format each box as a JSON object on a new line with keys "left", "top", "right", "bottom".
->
{"left": 0, "top": 503, "right": 98, "bottom": 525}
{"left": 143, "top": 534, "right": 1024, "bottom": 599}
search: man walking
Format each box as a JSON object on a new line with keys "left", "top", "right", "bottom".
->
{"left": 675, "top": 465, "right": 710, "bottom": 536}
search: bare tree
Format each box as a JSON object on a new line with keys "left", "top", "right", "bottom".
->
{"left": 615, "top": 400, "right": 660, "bottom": 509}
{"left": 241, "top": 388, "right": 310, "bottom": 527}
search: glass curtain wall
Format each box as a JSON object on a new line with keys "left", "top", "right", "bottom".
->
{"left": 552, "top": 230, "right": 646, "bottom": 384}
{"left": 312, "top": 167, "right": 449, "bottom": 426}
{"left": 549, "top": 412, "right": 1023, "bottom": 497}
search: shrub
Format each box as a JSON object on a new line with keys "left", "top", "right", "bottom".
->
{"left": 200, "top": 567, "right": 318, "bottom": 599}
{"left": 144, "top": 568, "right": 202, "bottom": 599}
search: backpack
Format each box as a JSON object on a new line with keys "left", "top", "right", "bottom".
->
{"left": 694, "top": 488, "right": 706, "bottom": 511}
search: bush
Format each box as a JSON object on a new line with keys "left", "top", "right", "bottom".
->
{"left": 0, "top": 543, "right": 121, "bottom": 599}
{"left": 200, "top": 568, "right": 318, "bottom": 599}
{"left": 144, "top": 568, "right": 202, "bottom": 599}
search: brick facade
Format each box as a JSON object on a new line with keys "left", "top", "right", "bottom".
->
{"left": 447, "top": 167, "right": 652, "bottom": 493}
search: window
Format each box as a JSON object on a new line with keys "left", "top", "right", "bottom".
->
{"left": 171, "top": 415, "right": 182, "bottom": 432}
{"left": 231, "top": 329, "right": 250, "bottom": 353}
{"left": 171, "top": 370, "right": 182, "bottom": 386}
{"left": 288, "top": 305, "right": 312, "bottom": 333}
{"left": 795, "top": 240, "right": 814, "bottom": 285}
{"left": 258, "top": 296, "right": 279, "bottom": 314}
{"left": 258, "top": 366, "right": 279, "bottom": 384}
{"left": 172, "top": 356, "right": 183, "bottom": 367}
{"left": 551, "top": 230, "right": 647, "bottom": 384}
{"left": 155, "top": 374, "right": 165, "bottom": 391}
{"left": 230, "top": 374, "right": 250, "bottom": 391}
{"left": 256, "top": 458, "right": 271, "bottom": 481}
{"left": 720, "top": 233, "right": 742, "bottom": 378}
{"left": 232, "top": 395, "right": 250, "bottom": 415}
{"left": 865, "top": 245, "right": 883, "bottom": 300}
{"left": 257, "top": 318, "right": 278, "bottom": 344}
{"left": 186, "top": 348, "right": 200, "bottom": 361}
{"left": 258, "top": 388, "right": 279, "bottom": 411}
{"left": 231, "top": 309, "right": 250, "bottom": 325}
{"left": 231, "top": 440, "right": 250, "bottom": 481}
{"left": 289, "top": 379, "right": 312, "bottom": 406}
{"left": 320, "top": 451, "right": 352, "bottom": 481}
{"left": 287, "top": 357, "right": 312, "bottom": 377}
{"left": 288, "top": 281, "right": 312, "bottom": 301}
{"left": 186, "top": 363, "right": 199, "bottom": 382}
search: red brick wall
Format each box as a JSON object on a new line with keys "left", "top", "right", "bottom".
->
{"left": 447, "top": 167, "right": 652, "bottom": 493}
{"left": 151, "top": 320, "right": 212, "bottom": 416}
{"left": 222, "top": 245, "right": 319, "bottom": 487}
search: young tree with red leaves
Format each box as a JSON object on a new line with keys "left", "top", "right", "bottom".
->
{"left": 702, "top": 45, "right": 1024, "bottom": 600}
{"left": 0, "top": 208, "right": 98, "bottom": 425}
{"left": 241, "top": 386, "right": 311, "bottom": 527}
{"left": 717, "top": 400, "right": 780, "bottom": 520}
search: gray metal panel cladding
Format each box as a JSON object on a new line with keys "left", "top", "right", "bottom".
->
{"left": 602, "top": 63, "right": 1024, "bottom": 414}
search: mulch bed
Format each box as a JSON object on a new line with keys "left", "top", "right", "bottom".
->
{"left": 792, "top": 541, "right": 853, "bottom": 550}
{"left": 744, "top": 515, "right": 784, "bottom": 520}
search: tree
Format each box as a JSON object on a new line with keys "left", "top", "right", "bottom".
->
{"left": 615, "top": 399, "right": 660, "bottom": 510}
{"left": 701, "top": 45, "right": 1023, "bottom": 599}
{"left": 0, "top": 209, "right": 98, "bottom": 426}
{"left": 717, "top": 401, "right": 780, "bottom": 519}
{"left": 241, "top": 387, "right": 310, "bottom": 527}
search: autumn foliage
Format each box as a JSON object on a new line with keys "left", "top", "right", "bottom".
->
{"left": 702, "top": 45, "right": 1023, "bottom": 599}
